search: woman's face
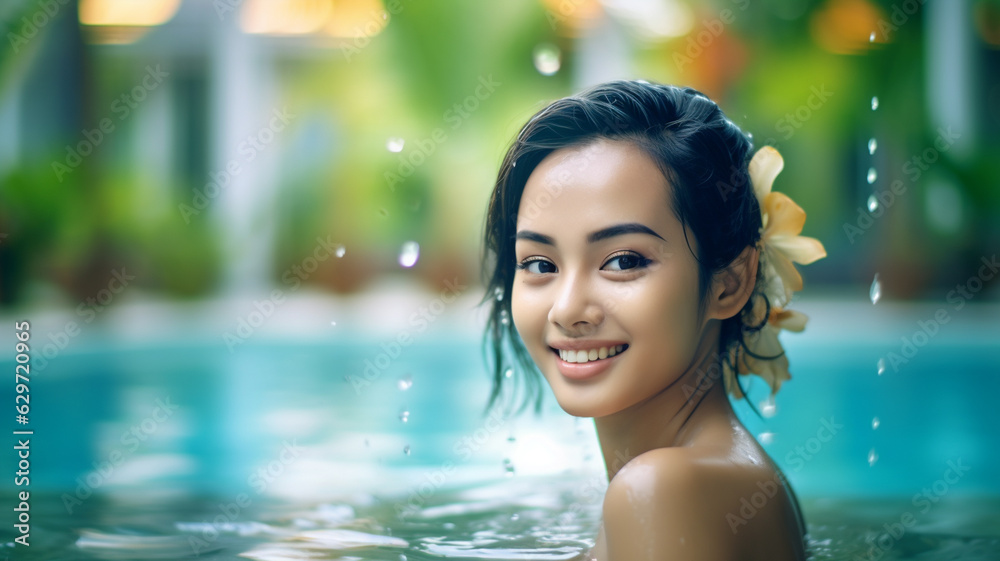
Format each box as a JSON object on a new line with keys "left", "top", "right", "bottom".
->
{"left": 510, "top": 138, "right": 712, "bottom": 418}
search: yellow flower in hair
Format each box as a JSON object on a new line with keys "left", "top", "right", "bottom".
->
{"left": 723, "top": 147, "right": 827, "bottom": 399}
{"left": 749, "top": 147, "right": 827, "bottom": 307}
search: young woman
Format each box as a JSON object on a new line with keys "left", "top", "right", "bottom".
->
{"left": 479, "top": 80, "right": 826, "bottom": 560}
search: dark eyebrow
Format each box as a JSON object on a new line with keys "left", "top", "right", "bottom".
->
{"left": 588, "top": 223, "right": 666, "bottom": 243}
{"left": 515, "top": 222, "right": 665, "bottom": 245}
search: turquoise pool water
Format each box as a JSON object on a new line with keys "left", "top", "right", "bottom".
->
{"left": 1, "top": 299, "right": 998, "bottom": 560}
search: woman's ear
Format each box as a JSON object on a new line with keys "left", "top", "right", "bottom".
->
{"left": 707, "top": 244, "right": 759, "bottom": 321}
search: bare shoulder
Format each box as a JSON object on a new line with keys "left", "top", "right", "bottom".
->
{"left": 602, "top": 447, "right": 805, "bottom": 561}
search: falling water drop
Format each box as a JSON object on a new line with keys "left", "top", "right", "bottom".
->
{"left": 747, "top": 132, "right": 754, "bottom": 142}
{"left": 503, "top": 458, "right": 515, "bottom": 477}
{"left": 399, "top": 410, "right": 410, "bottom": 423}
{"left": 507, "top": 433, "right": 516, "bottom": 442}
{"left": 533, "top": 43, "right": 561, "bottom": 75}
{"left": 758, "top": 432, "right": 775, "bottom": 445}
{"left": 867, "top": 194, "right": 880, "bottom": 213}
{"left": 868, "top": 138, "right": 878, "bottom": 155}
{"left": 403, "top": 445, "right": 411, "bottom": 455}
{"left": 877, "top": 357, "right": 886, "bottom": 375}
{"left": 397, "top": 374, "right": 412, "bottom": 391}
{"left": 871, "top": 96, "right": 879, "bottom": 111}
{"left": 867, "top": 167, "right": 878, "bottom": 184}
{"left": 504, "top": 367, "right": 513, "bottom": 379}
{"left": 500, "top": 309, "right": 510, "bottom": 325}
{"left": 494, "top": 287, "right": 504, "bottom": 301}
{"left": 398, "top": 241, "right": 420, "bottom": 268}
{"left": 330, "top": 320, "right": 337, "bottom": 326}
{"left": 760, "top": 398, "right": 777, "bottom": 418}
{"left": 386, "top": 137, "right": 405, "bottom": 153}
{"left": 335, "top": 245, "right": 346, "bottom": 258}
{"left": 869, "top": 273, "right": 882, "bottom": 304}
{"left": 872, "top": 417, "right": 880, "bottom": 430}
{"left": 867, "top": 449, "right": 878, "bottom": 466}
{"left": 869, "top": 31, "right": 876, "bottom": 42}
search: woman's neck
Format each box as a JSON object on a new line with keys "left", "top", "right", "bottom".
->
{"left": 593, "top": 332, "right": 734, "bottom": 481}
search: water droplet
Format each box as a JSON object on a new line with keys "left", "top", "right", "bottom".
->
{"left": 397, "top": 374, "right": 412, "bottom": 391}
{"left": 504, "top": 367, "right": 513, "bottom": 379}
{"left": 871, "top": 96, "right": 879, "bottom": 111}
{"left": 867, "top": 194, "right": 880, "bottom": 213}
{"left": 758, "top": 431, "right": 775, "bottom": 445}
{"left": 399, "top": 410, "right": 410, "bottom": 423}
{"left": 869, "top": 31, "right": 876, "bottom": 42}
{"left": 877, "top": 357, "right": 886, "bottom": 375}
{"left": 398, "top": 241, "right": 420, "bottom": 268}
{"left": 760, "top": 397, "right": 777, "bottom": 418}
{"left": 443, "top": 522, "right": 455, "bottom": 530}
{"left": 870, "top": 273, "right": 882, "bottom": 304}
{"left": 747, "top": 132, "right": 754, "bottom": 141}
{"left": 403, "top": 445, "right": 411, "bottom": 455}
{"left": 399, "top": 555, "right": 407, "bottom": 561}
{"left": 335, "top": 245, "right": 346, "bottom": 258}
{"left": 507, "top": 434, "right": 516, "bottom": 442}
{"left": 386, "top": 137, "right": 405, "bottom": 153}
{"left": 867, "top": 167, "right": 878, "bottom": 184}
{"left": 510, "top": 513, "right": 520, "bottom": 521}
{"left": 867, "top": 448, "right": 878, "bottom": 466}
{"left": 494, "top": 287, "right": 504, "bottom": 301}
{"left": 512, "top": 160, "right": 517, "bottom": 168}
{"left": 503, "top": 458, "right": 515, "bottom": 477}
{"left": 330, "top": 320, "right": 337, "bottom": 326}
{"left": 533, "top": 43, "right": 561, "bottom": 75}
{"left": 499, "top": 309, "right": 509, "bottom": 325}
{"left": 868, "top": 138, "right": 878, "bottom": 155}
{"left": 872, "top": 417, "right": 880, "bottom": 430}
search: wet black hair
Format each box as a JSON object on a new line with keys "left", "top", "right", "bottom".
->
{"left": 477, "top": 79, "right": 773, "bottom": 416}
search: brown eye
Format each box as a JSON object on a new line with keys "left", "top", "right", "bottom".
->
{"left": 603, "top": 251, "right": 649, "bottom": 272}
{"left": 516, "top": 257, "right": 557, "bottom": 274}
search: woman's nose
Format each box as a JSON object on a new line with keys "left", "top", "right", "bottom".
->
{"left": 548, "top": 271, "right": 604, "bottom": 336}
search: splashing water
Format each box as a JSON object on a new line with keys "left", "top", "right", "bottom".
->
{"left": 533, "top": 43, "right": 561, "bottom": 75}
{"left": 869, "top": 273, "right": 882, "bottom": 304}
{"left": 386, "top": 137, "right": 405, "bottom": 153}
{"left": 760, "top": 398, "right": 777, "bottom": 418}
{"left": 399, "top": 241, "right": 420, "bottom": 268}
{"left": 867, "top": 194, "right": 879, "bottom": 213}
{"left": 397, "top": 374, "right": 413, "bottom": 391}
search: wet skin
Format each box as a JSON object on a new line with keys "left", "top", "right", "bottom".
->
{"left": 510, "top": 138, "right": 807, "bottom": 560}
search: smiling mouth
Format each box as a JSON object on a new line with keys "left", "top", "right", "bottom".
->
{"left": 551, "top": 344, "right": 629, "bottom": 364}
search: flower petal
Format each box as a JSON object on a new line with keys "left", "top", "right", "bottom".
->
{"left": 770, "top": 308, "right": 808, "bottom": 332}
{"left": 768, "top": 234, "right": 827, "bottom": 265}
{"left": 765, "top": 245, "right": 803, "bottom": 293}
{"left": 763, "top": 192, "right": 806, "bottom": 238}
{"left": 749, "top": 146, "right": 784, "bottom": 204}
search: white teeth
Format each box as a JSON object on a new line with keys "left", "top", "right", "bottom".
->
{"left": 558, "top": 345, "right": 627, "bottom": 364}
